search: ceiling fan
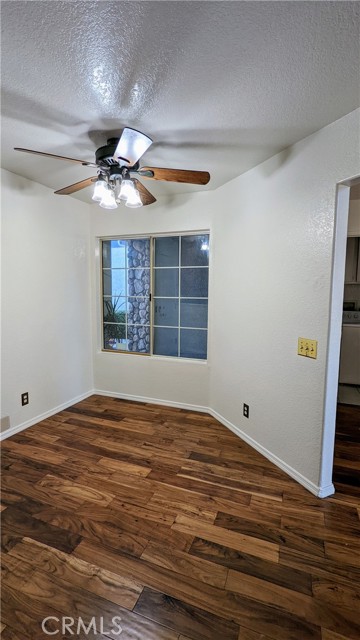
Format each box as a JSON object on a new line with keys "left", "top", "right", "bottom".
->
{"left": 14, "top": 128, "right": 210, "bottom": 209}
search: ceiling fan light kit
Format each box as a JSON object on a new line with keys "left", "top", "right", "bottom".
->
{"left": 14, "top": 127, "right": 210, "bottom": 209}
{"left": 92, "top": 175, "right": 108, "bottom": 202}
{"left": 99, "top": 184, "right": 118, "bottom": 210}
{"left": 92, "top": 172, "right": 143, "bottom": 210}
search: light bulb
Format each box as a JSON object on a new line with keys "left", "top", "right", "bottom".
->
{"left": 92, "top": 178, "right": 107, "bottom": 202}
{"left": 99, "top": 185, "right": 118, "bottom": 209}
{"left": 118, "top": 178, "right": 135, "bottom": 201}
{"left": 125, "top": 188, "right": 142, "bottom": 208}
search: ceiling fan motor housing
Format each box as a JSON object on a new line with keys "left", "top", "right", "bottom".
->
{"left": 95, "top": 138, "right": 139, "bottom": 172}
{"left": 95, "top": 138, "right": 121, "bottom": 167}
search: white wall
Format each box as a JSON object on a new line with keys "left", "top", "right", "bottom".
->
{"left": 90, "top": 195, "right": 213, "bottom": 409}
{"left": 1, "top": 170, "right": 93, "bottom": 434}
{"left": 2, "top": 109, "right": 359, "bottom": 498}
{"left": 91, "top": 109, "right": 359, "bottom": 495}
{"left": 208, "top": 109, "right": 360, "bottom": 494}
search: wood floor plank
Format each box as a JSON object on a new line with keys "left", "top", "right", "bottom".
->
{"left": 172, "top": 514, "right": 279, "bottom": 562}
{"left": 238, "top": 629, "right": 276, "bottom": 640}
{"left": 214, "top": 511, "right": 325, "bottom": 557}
{"left": 141, "top": 541, "right": 229, "bottom": 588}
{"left": 279, "top": 546, "right": 360, "bottom": 586}
{"left": 1, "top": 396, "right": 359, "bottom": 639}
{"left": 1, "top": 506, "right": 81, "bottom": 554}
{"left": 189, "top": 537, "right": 312, "bottom": 595}
{"left": 146, "top": 493, "right": 218, "bottom": 524}
{"left": 280, "top": 515, "right": 360, "bottom": 547}
{"left": 30, "top": 504, "right": 149, "bottom": 557}
{"left": 1, "top": 439, "right": 67, "bottom": 465}
{"left": 8, "top": 537, "right": 143, "bottom": 609}
{"left": 226, "top": 569, "right": 360, "bottom": 638}
{"left": 1, "top": 627, "right": 32, "bottom": 640}
{"left": 133, "top": 586, "right": 239, "bottom": 640}
{"left": 96, "top": 457, "right": 151, "bottom": 476}
{"left": 108, "top": 498, "right": 176, "bottom": 525}
{"left": 1, "top": 584, "right": 69, "bottom": 639}
{"left": 1, "top": 473, "right": 100, "bottom": 513}
{"left": 3, "top": 565, "right": 180, "bottom": 640}
{"left": 74, "top": 540, "right": 320, "bottom": 640}
{"left": 250, "top": 495, "right": 326, "bottom": 525}
{"left": 324, "top": 542, "right": 360, "bottom": 569}
{"left": 321, "top": 629, "right": 355, "bottom": 640}
{"left": 1, "top": 552, "right": 36, "bottom": 589}
{"left": 36, "top": 473, "right": 115, "bottom": 507}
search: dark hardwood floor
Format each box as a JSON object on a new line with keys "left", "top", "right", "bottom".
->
{"left": 1, "top": 395, "right": 359, "bottom": 640}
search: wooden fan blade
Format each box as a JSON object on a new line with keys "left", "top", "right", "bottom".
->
{"left": 133, "top": 179, "right": 156, "bottom": 206}
{"left": 139, "top": 166, "right": 210, "bottom": 185}
{"left": 54, "top": 177, "right": 97, "bottom": 195}
{"left": 113, "top": 128, "right": 152, "bottom": 166}
{"left": 14, "top": 147, "right": 97, "bottom": 167}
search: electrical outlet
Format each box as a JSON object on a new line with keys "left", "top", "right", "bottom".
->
{"left": 243, "top": 403, "right": 249, "bottom": 418}
{"left": 21, "top": 392, "right": 29, "bottom": 406}
{"left": 298, "top": 338, "right": 317, "bottom": 359}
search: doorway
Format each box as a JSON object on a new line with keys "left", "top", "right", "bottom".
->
{"left": 338, "top": 185, "right": 360, "bottom": 404}
{"left": 320, "top": 177, "right": 360, "bottom": 496}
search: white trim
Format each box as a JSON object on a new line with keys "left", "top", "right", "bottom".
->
{"left": 1, "top": 386, "right": 335, "bottom": 498}
{"left": 317, "top": 484, "right": 336, "bottom": 499}
{"left": 94, "top": 388, "right": 209, "bottom": 414}
{"left": 0, "top": 390, "right": 94, "bottom": 441}
{"left": 95, "top": 389, "right": 334, "bottom": 497}
{"left": 320, "top": 184, "right": 351, "bottom": 491}
{"left": 209, "top": 408, "right": 335, "bottom": 498}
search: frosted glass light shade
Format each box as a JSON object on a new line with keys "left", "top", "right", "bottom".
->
{"left": 100, "top": 186, "right": 118, "bottom": 209}
{"left": 92, "top": 178, "right": 108, "bottom": 202}
{"left": 113, "top": 128, "right": 152, "bottom": 166}
{"left": 118, "top": 179, "right": 134, "bottom": 201}
{"left": 125, "top": 188, "right": 142, "bottom": 208}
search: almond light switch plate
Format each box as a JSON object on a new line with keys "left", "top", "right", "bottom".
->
{"left": 298, "top": 338, "right": 317, "bottom": 359}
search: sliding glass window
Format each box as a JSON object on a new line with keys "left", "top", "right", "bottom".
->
{"left": 101, "top": 233, "right": 209, "bottom": 359}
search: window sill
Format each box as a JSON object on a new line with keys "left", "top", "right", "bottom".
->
{"left": 100, "top": 348, "right": 208, "bottom": 364}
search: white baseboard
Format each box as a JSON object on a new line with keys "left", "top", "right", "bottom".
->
{"left": 0, "top": 390, "right": 95, "bottom": 441}
{"left": 94, "top": 388, "right": 209, "bottom": 414}
{"left": 317, "top": 484, "right": 336, "bottom": 498}
{"left": 0, "top": 387, "right": 335, "bottom": 499}
{"left": 209, "top": 408, "right": 335, "bottom": 499}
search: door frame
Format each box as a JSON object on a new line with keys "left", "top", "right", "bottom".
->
{"left": 320, "top": 176, "right": 360, "bottom": 496}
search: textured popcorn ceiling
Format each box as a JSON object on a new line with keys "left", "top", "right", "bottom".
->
{"left": 1, "top": 1, "right": 359, "bottom": 202}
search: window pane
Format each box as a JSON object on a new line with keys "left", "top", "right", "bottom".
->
{"left": 128, "top": 297, "right": 150, "bottom": 325}
{"left": 102, "top": 234, "right": 209, "bottom": 360}
{"left": 154, "top": 268, "right": 179, "bottom": 297}
{"left": 180, "top": 329, "right": 207, "bottom": 359}
{"left": 181, "top": 235, "right": 209, "bottom": 266}
{"left": 127, "top": 238, "right": 151, "bottom": 268}
{"left": 102, "top": 269, "right": 127, "bottom": 297}
{"left": 102, "top": 240, "right": 127, "bottom": 269}
{"left": 103, "top": 323, "right": 127, "bottom": 350}
{"left": 180, "top": 299, "right": 208, "bottom": 328}
{"left": 128, "top": 268, "right": 150, "bottom": 297}
{"left": 103, "top": 296, "right": 127, "bottom": 323}
{"left": 154, "top": 298, "right": 179, "bottom": 327}
{"left": 155, "top": 236, "right": 179, "bottom": 267}
{"left": 153, "top": 327, "right": 178, "bottom": 356}
{"left": 181, "top": 268, "right": 208, "bottom": 297}
{"left": 128, "top": 325, "right": 150, "bottom": 353}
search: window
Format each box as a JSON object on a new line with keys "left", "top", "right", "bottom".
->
{"left": 101, "top": 233, "right": 209, "bottom": 360}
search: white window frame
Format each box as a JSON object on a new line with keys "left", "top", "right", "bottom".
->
{"left": 99, "top": 231, "right": 210, "bottom": 361}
